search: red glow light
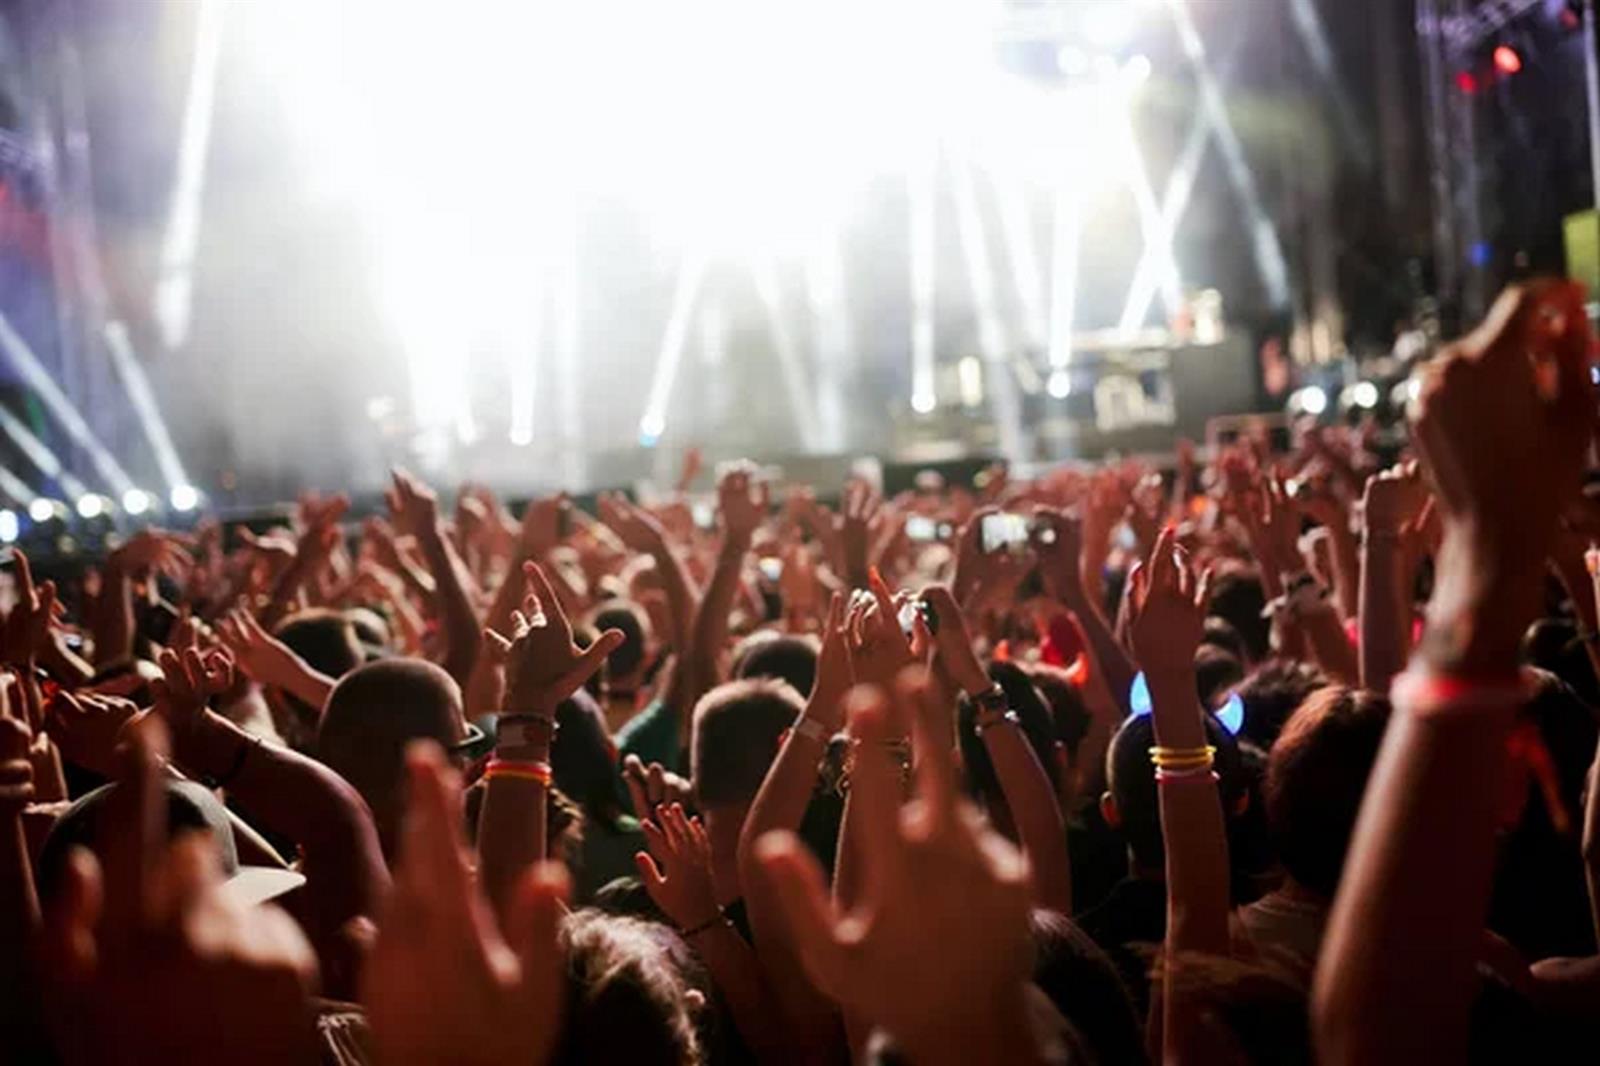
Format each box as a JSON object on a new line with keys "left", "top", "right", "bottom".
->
{"left": 1455, "top": 70, "right": 1478, "bottom": 94}
{"left": 1493, "top": 45, "right": 1523, "bottom": 75}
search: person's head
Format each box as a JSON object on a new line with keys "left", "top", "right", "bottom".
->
{"left": 731, "top": 631, "right": 819, "bottom": 699}
{"left": 1206, "top": 567, "right": 1270, "bottom": 665}
{"left": 1023, "top": 662, "right": 1092, "bottom": 765}
{"left": 552, "top": 911, "right": 704, "bottom": 1066}
{"left": 586, "top": 601, "right": 652, "bottom": 693}
{"left": 960, "top": 662, "right": 1062, "bottom": 831}
{"left": 690, "top": 679, "right": 801, "bottom": 842}
{"left": 1195, "top": 645, "right": 1246, "bottom": 711}
{"left": 1103, "top": 712, "right": 1246, "bottom": 872}
{"left": 1235, "top": 659, "right": 1329, "bottom": 750}
{"left": 1028, "top": 909, "right": 1145, "bottom": 1066}
{"left": 35, "top": 777, "right": 304, "bottom": 907}
{"left": 551, "top": 689, "right": 627, "bottom": 829}
{"left": 317, "top": 659, "right": 465, "bottom": 859}
{"left": 275, "top": 608, "right": 365, "bottom": 680}
{"left": 1521, "top": 618, "right": 1600, "bottom": 709}
{"left": 344, "top": 606, "right": 393, "bottom": 659}
{"left": 1264, "top": 686, "right": 1391, "bottom": 899}
{"left": 1200, "top": 617, "right": 1249, "bottom": 663}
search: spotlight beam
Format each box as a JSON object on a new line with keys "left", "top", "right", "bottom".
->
{"left": 0, "top": 466, "right": 40, "bottom": 506}
{"left": 992, "top": 168, "right": 1048, "bottom": 349}
{"left": 1118, "top": 113, "right": 1185, "bottom": 324}
{"left": 803, "top": 235, "right": 853, "bottom": 452}
{"left": 0, "top": 313, "right": 134, "bottom": 495}
{"left": 508, "top": 272, "right": 545, "bottom": 447}
{"left": 153, "top": 0, "right": 227, "bottom": 350}
{"left": 1047, "top": 173, "right": 1082, "bottom": 376}
{"left": 1286, "top": 0, "right": 1369, "bottom": 170}
{"left": 752, "top": 258, "right": 822, "bottom": 454}
{"left": 637, "top": 250, "right": 708, "bottom": 444}
{"left": 553, "top": 208, "right": 583, "bottom": 488}
{"left": 0, "top": 406, "right": 89, "bottom": 500}
{"left": 1166, "top": 0, "right": 1292, "bottom": 311}
{"left": 909, "top": 146, "right": 938, "bottom": 413}
{"left": 950, "top": 157, "right": 1027, "bottom": 462}
{"left": 103, "top": 322, "right": 193, "bottom": 493}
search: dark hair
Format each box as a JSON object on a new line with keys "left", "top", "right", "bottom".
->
{"left": 317, "top": 659, "right": 464, "bottom": 858}
{"left": 1194, "top": 645, "right": 1245, "bottom": 712}
{"left": 960, "top": 662, "right": 1060, "bottom": 821}
{"left": 552, "top": 689, "right": 627, "bottom": 830}
{"left": 1235, "top": 659, "right": 1329, "bottom": 749}
{"left": 731, "top": 631, "right": 819, "bottom": 699}
{"left": 552, "top": 911, "right": 702, "bottom": 1066}
{"left": 1029, "top": 909, "right": 1147, "bottom": 1066}
{"left": 1106, "top": 713, "right": 1246, "bottom": 869}
{"left": 1024, "top": 662, "right": 1092, "bottom": 762}
{"left": 275, "top": 608, "right": 365, "bottom": 680}
{"left": 691, "top": 679, "right": 802, "bottom": 809}
{"left": 1264, "top": 686, "right": 1391, "bottom": 898}
{"left": 1200, "top": 617, "right": 1249, "bottom": 663}
{"left": 1206, "top": 568, "right": 1270, "bottom": 664}
{"left": 1521, "top": 618, "right": 1600, "bottom": 710}
{"left": 588, "top": 602, "right": 651, "bottom": 683}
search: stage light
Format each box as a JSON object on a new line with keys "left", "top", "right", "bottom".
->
{"left": 1493, "top": 45, "right": 1522, "bottom": 76}
{"left": 1047, "top": 369, "right": 1073, "bottom": 398}
{"left": 1455, "top": 70, "right": 1478, "bottom": 94}
{"left": 909, "top": 147, "right": 938, "bottom": 424}
{"left": 957, "top": 357, "right": 985, "bottom": 408}
{"left": 28, "top": 498, "right": 57, "bottom": 523}
{"left": 76, "top": 495, "right": 107, "bottom": 519}
{"left": 122, "top": 489, "right": 153, "bottom": 516}
{"left": 1122, "top": 55, "right": 1153, "bottom": 89}
{"left": 1291, "top": 386, "right": 1329, "bottom": 416}
{"left": 0, "top": 510, "right": 16, "bottom": 543}
{"left": 1351, "top": 381, "right": 1380, "bottom": 409}
{"left": 1084, "top": 1, "right": 1139, "bottom": 49}
{"left": 170, "top": 484, "right": 201, "bottom": 512}
{"left": 911, "top": 391, "right": 937, "bottom": 415}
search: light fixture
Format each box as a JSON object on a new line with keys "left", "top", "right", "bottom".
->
{"left": 122, "top": 489, "right": 153, "bottom": 516}
{"left": 28, "top": 498, "right": 58, "bottom": 523}
{"left": 77, "top": 495, "right": 106, "bottom": 519}
{"left": 170, "top": 484, "right": 201, "bottom": 512}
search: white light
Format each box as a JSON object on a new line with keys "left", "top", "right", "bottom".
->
{"left": 911, "top": 391, "right": 937, "bottom": 414}
{"left": 1084, "top": 1, "right": 1139, "bottom": 48}
{"left": 637, "top": 413, "right": 665, "bottom": 447}
{"left": 957, "top": 356, "right": 985, "bottom": 408}
{"left": 1293, "top": 386, "right": 1329, "bottom": 416}
{"left": 122, "top": 489, "right": 153, "bottom": 516}
{"left": 28, "top": 498, "right": 56, "bottom": 523}
{"left": 170, "top": 484, "right": 201, "bottom": 512}
{"left": 1123, "top": 55, "right": 1153, "bottom": 88}
{"left": 1351, "top": 381, "right": 1379, "bottom": 409}
{"left": 1048, "top": 369, "right": 1073, "bottom": 398}
{"left": 0, "top": 510, "right": 16, "bottom": 543}
{"left": 77, "top": 495, "right": 105, "bottom": 519}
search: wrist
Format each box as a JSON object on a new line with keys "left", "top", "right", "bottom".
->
{"left": 894, "top": 987, "right": 1045, "bottom": 1066}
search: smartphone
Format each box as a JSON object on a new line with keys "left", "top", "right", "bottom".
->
{"left": 758, "top": 557, "right": 783, "bottom": 582}
{"left": 905, "top": 515, "right": 939, "bottom": 542}
{"left": 1029, "top": 516, "right": 1058, "bottom": 547}
{"left": 980, "top": 512, "right": 1030, "bottom": 555}
{"left": 897, "top": 597, "right": 939, "bottom": 638}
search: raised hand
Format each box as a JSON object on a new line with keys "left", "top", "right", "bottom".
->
{"left": 635, "top": 802, "right": 720, "bottom": 931}
{"left": 109, "top": 529, "right": 195, "bottom": 581}
{"left": 517, "top": 493, "right": 570, "bottom": 560}
{"left": 1414, "top": 280, "right": 1595, "bottom": 669}
{"left": 386, "top": 469, "right": 439, "bottom": 541}
{"left": 0, "top": 707, "right": 33, "bottom": 813}
{"left": 366, "top": 742, "right": 569, "bottom": 1066}
{"left": 597, "top": 492, "right": 667, "bottom": 555}
{"left": 843, "top": 571, "right": 917, "bottom": 691}
{"left": 841, "top": 480, "right": 882, "bottom": 587}
{"left": 754, "top": 680, "right": 1040, "bottom": 1065}
{"left": 44, "top": 690, "right": 139, "bottom": 778}
{"left": 486, "top": 561, "right": 623, "bottom": 718}
{"left": 1031, "top": 506, "right": 1087, "bottom": 605}
{"left": 1362, "top": 461, "right": 1428, "bottom": 535}
{"left": 1, "top": 549, "right": 57, "bottom": 668}
{"left": 718, "top": 463, "right": 769, "bottom": 547}
{"left": 622, "top": 753, "right": 695, "bottom": 819}
{"left": 150, "top": 645, "right": 236, "bottom": 747}
{"left": 38, "top": 717, "right": 319, "bottom": 1065}
{"left": 1127, "top": 526, "right": 1209, "bottom": 679}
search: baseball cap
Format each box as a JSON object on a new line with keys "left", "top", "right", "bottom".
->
{"left": 35, "top": 776, "right": 306, "bottom": 907}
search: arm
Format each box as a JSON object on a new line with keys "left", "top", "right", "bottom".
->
{"left": 477, "top": 563, "right": 620, "bottom": 920}
{"left": 1033, "top": 508, "right": 1137, "bottom": 717}
{"left": 154, "top": 649, "right": 388, "bottom": 999}
{"left": 218, "top": 608, "right": 336, "bottom": 715}
{"left": 259, "top": 497, "right": 349, "bottom": 630}
{"left": 388, "top": 470, "right": 481, "bottom": 689}
{"left": 1358, "top": 468, "right": 1424, "bottom": 693}
{"left": 1127, "top": 530, "right": 1231, "bottom": 1065}
{"left": 686, "top": 467, "right": 766, "bottom": 707}
{"left": 1312, "top": 279, "right": 1592, "bottom": 1065}
{"left": 0, "top": 694, "right": 41, "bottom": 1055}
{"left": 737, "top": 595, "right": 850, "bottom": 1051}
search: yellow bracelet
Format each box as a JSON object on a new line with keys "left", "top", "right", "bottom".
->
{"left": 1149, "top": 745, "right": 1217, "bottom": 760}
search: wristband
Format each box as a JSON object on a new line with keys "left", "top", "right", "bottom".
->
{"left": 1156, "top": 766, "right": 1220, "bottom": 785}
{"left": 1149, "top": 744, "right": 1216, "bottom": 771}
{"left": 205, "top": 734, "right": 261, "bottom": 790}
{"left": 497, "top": 715, "right": 558, "bottom": 750}
{"left": 1390, "top": 668, "right": 1528, "bottom": 719}
{"left": 484, "top": 758, "right": 553, "bottom": 787}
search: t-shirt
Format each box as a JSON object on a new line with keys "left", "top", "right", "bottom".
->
{"left": 575, "top": 814, "right": 648, "bottom": 903}
{"left": 614, "top": 698, "right": 685, "bottom": 776}
{"left": 1237, "top": 890, "right": 1328, "bottom": 981}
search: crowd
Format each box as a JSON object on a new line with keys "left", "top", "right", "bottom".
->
{"left": 3, "top": 278, "right": 1600, "bottom": 1064}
